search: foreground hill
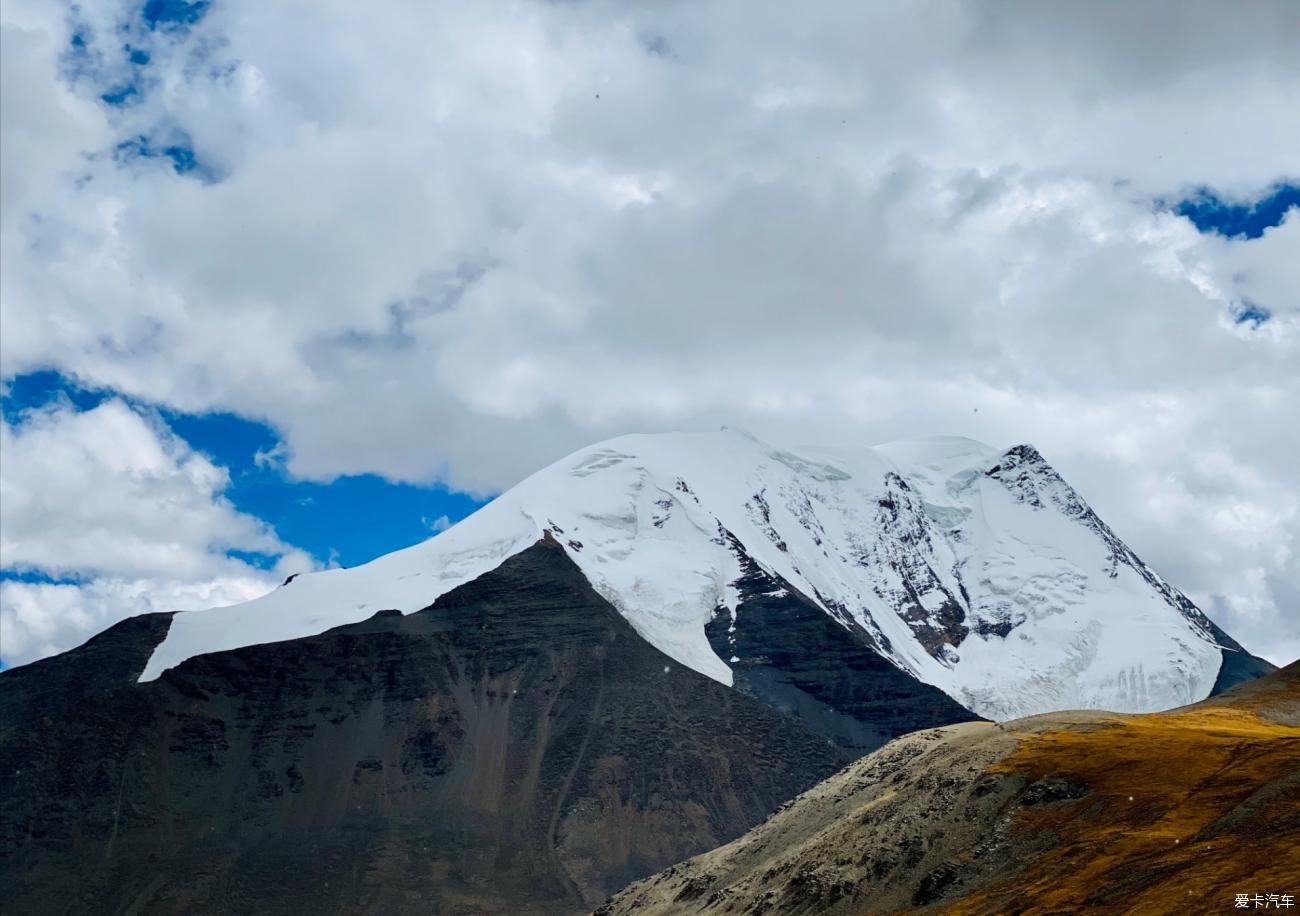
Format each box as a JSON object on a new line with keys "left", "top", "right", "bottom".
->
{"left": 598, "top": 660, "right": 1300, "bottom": 915}
{"left": 1, "top": 539, "right": 855, "bottom": 915}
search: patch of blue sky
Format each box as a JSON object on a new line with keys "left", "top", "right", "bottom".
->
{"left": 61, "top": 23, "right": 101, "bottom": 83}
{"left": 1231, "top": 300, "right": 1272, "bottom": 328}
{"left": 1, "top": 371, "right": 489, "bottom": 572}
{"left": 142, "top": 0, "right": 211, "bottom": 32}
{"left": 1158, "top": 181, "right": 1295, "bottom": 329}
{"left": 114, "top": 132, "right": 211, "bottom": 179}
{"left": 60, "top": 1, "right": 227, "bottom": 189}
{"left": 1170, "top": 181, "right": 1299, "bottom": 240}
{"left": 0, "top": 569, "right": 87, "bottom": 586}
{"left": 224, "top": 550, "right": 285, "bottom": 572}
{"left": 101, "top": 83, "right": 141, "bottom": 107}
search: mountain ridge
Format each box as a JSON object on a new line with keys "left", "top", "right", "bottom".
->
{"left": 134, "top": 429, "right": 1270, "bottom": 719}
{"left": 597, "top": 661, "right": 1300, "bottom": 915}
{"left": 0, "top": 539, "right": 853, "bottom": 915}
{"left": 1, "top": 431, "right": 1283, "bottom": 914}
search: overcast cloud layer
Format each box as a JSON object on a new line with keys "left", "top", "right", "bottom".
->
{"left": 1, "top": 0, "right": 1298, "bottom": 666}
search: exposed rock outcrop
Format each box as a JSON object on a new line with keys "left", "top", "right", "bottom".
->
{"left": 1, "top": 539, "right": 851, "bottom": 915}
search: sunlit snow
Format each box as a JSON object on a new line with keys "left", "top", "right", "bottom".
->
{"left": 140, "top": 429, "right": 1223, "bottom": 720}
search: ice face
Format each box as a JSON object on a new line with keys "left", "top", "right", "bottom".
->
{"left": 139, "top": 428, "right": 1223, "bottom": 720}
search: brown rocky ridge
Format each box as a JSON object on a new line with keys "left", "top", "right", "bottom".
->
{"left": 597, "top": 659, "right": 1300, "bottom": 915}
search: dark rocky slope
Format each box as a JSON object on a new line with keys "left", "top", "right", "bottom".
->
{"left": 0, "top": 609, "right": 175, "bottom": 726}
{"left": 0, "top": 537, "right": 852, "bottom": 915}
{"left": 1206, "top": 617, "right": 1277, "bottom": 693}
{"left": 599, "top": 661, "right": 1300, "bottom": 915}
{"left": 705, "top": 530, "right": 979, "bottom": 752}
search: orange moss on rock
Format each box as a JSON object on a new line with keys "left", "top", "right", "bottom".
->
{"left": 951, "top": 707, "right": 1300, "bottom": 915}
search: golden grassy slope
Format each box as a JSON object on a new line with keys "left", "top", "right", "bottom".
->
{"left": 595, "top": 663, "right": 1300, "bottom": 916}
{"left": 954, "top": 701, "right": 1300, "bottom": 913}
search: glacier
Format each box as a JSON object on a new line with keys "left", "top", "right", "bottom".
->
{"left": 139, "top": 429, "right": 1228, "bottom": 720}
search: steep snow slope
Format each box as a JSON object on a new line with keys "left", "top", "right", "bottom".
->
{"left": 140, "top": 430, "right": 1231, "bottom": 719}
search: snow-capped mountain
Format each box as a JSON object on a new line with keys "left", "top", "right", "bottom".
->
{"left": 140, "top": 429, "right": 1263, "bottom": 720}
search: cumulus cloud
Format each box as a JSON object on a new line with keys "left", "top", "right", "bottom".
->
{"left": 1, "top": 399, "right": 290, "bottom": 577}
{"left": 0, "top": 399, "right": 313, "bottom": 666}
{"left": 0, "top": 574, "right": 281, "bottom": 671}
{"left": 0, "top": 0, "right": 1297, "bottom": 663}
{"left": 424, "top": 515, "right": 453, "bottom": 533}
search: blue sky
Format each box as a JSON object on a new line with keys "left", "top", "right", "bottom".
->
{"left": 1172, "top": 183, "right": 1300, "bottom": 241}
{"left": 1157, "top": 181, "right": 1299, "bottom": 331}
{"left": 1, "top": 371, "right": 487, "bottom": 576}
{"left": 1159, "top": 182, "right": 1295, "bottom": 329}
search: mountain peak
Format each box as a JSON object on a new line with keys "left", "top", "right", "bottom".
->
{"left": 136, "top": 430, "right": 1262, "bottom": 721}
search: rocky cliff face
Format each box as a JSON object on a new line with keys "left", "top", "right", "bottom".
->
{"left": 0, "top": 539, "right": 853, "bottom": 916}
{"left": 703, "top": 528, "right": 976, "bottom": 752}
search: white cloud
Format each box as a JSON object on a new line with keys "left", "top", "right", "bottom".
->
{"left": 0, "top": 399, "right": 299, "bottom": 577}
{"left": 0, "top": 399, "right": 313, "bottom": 666}
{"left": 0, "top": 574, "right": 279, "bottom": 670}
{"left": 0, "top": 1, "right": 1297, "bottom": 664}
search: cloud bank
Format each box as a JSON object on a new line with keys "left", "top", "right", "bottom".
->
{"left": 1, "top": 0, "right": 1297, "bottom": 664}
